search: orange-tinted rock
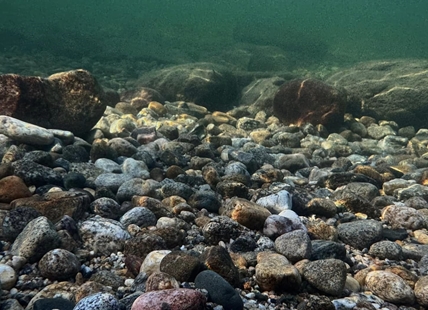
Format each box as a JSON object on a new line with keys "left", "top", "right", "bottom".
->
{"left": 0, "top": 176, "right": 32, "bottom": 203}
{"left": 0, "top": 70, "right": 107, "bottom": 137}
{"left": 273, "top": 78, "right": 346, "bottom": 129}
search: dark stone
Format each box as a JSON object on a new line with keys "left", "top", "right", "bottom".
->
{"left": 63, "top": 172, "right": 86, "bottom": 190}
{"left": 124, "top": 233, "right": 167, "bottom": 259}
{"left": 202, "top": 216, "right": 244, "bottom": 245}
{"left": 188, "top": 191, "right": 221, "bottom": 213}
{"left": 273, "top": 79, "right": 346, "bottom": 130}
{"left": 11, "top": 159, "right": 63, "bottom": 187}
{"left": 311, "top": 240, "right": 347, "bottom": 261}
{"left": 337, "top": 220, "right": 383, "bottom": 250}
{"left": 230, "top": 235, "right": 257, "bottom": 253}
{"left": 62, "top": 145, "right": 89, "bottom": 163}
{"left": 195, "top": 270, "right": 243, "bottom": 310}
{"left": 160, "top": 251, "right": 202, "bottom": 282}
{"left": 0, "top": 70, "right": 107, "bottom": 137}
{"left": 160, "top": 181, "right": 194, "bottom": 200}
{"left": 382, "top": 228, "right": 408, "bottom": 241}
{"left": 2, "top": 206, "right": 41, "bottom": 241}
{"left": 33, "top": 297, "right": 75, "bottom": 310}
{"left": 202, "top": 246, "right": 241, "bottom": 287}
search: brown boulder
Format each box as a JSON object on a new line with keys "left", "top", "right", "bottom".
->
{"left": 0, "top": 70, "right": 108, "bottom": 137}
{"left": 273, "top": 78, "right": 346, "bottom": 129}
{"left": 0, "top": 176, "right": 31, "bottom": 203}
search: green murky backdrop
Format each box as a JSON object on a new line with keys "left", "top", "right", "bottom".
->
{"left": 1, "top": 0, "right": 428, "bottom": 69}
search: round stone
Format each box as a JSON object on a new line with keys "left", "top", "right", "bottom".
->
{"left": 39, "top": 249, "right": 81, "bottom": 281}
{"left": 0, "top": 263, "right": 17, "bottom": 290}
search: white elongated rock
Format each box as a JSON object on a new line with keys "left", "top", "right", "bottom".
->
{"left": 0, "top": 116, "right": 54, "bottom": 145}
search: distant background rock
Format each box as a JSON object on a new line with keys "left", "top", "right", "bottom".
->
{"left": 326, "top": 59, "right": 428, "bottom": 129}
{"left": 0, "top": 69, "right": 111, "bottom": 137}
{"left": 135, "top": 63, "right": 238, "bottom": 112}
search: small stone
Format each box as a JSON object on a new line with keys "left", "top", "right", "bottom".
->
{"left": 63, "top": 172, "right": 86, "bottom": 190}
{"left": 146, "top": 271, "right": 180, "bottom": 292}
{"left": 255, "top": 252, "right": 301, "bottom": 292}
{"left": 310, "top": 240, "right": 346, "bottom": 261}
{"left": 124, "top": 233, "right": 167, "bottom": 259}
{"left": 33, "top": 297, "right": 74, "bottom": 310}
{"left": 202, "top": 216, "right": 243, "bottom": 245}
{"left": 306, "top": 198, "right": 337, "bottom": 217}
{"left": 365, "top": 270, "right": 415, "bottom": 304}
{"left": 74, "top": 292, "right": 120, "bottom": 310}
{"left": 201, "top": 246, "right": 240, "bottom": 287}
{"left": 160, "top": 251, "right": 201, "bottom": 282}
{"left": 0, "top": 264, "right": 17, "bottom": 290}
{"left": 90, "top": 270, "right": 124, "bottom": 290}
{"left": 302, "top": 259, "right": 347, "bottom": 296}
{"left": 90, "top": 197, "right": 122, "bottom": 220}
{"left": 368, "top": 240, "right": 403, "bottom": 260}
{"left": 381, "top": 204, "right": 427, "bottom": 230}
{"left": 0, "top": 176, "right": 31, "bottom": 203}
{"left": 140, "top": 250, "right": 171, "bottom": 276}
{"left": 256, "top": 190, "right": 292, "bottom": 214}
{"left": 274, "top": 153, "right": 310, "bottom": 173}
{"left": 263, "top": 215, "right": 297, "bottom": 240}
{"left": 275, "top": 230, "right": 312, "bottom": 263}
{"left": 188, "top": 190, "right": 221, "bottom": 213}
{"left": 11, "top": 216, "right": 61, "bottom": 263}
{"left": 78, "top": 216, "right": 130, "bottom": 256}
{"left": 195, "top": 270, "right": 243, "bottom": 310}
{"left": 120, "top": 207, "right": 157, "bottom": 228}
{"left": 131, "top": 288, "right": 206, "bottom": 310}
{"left": 221, "top": 197, "right": 271, "bottom": 230}
{"left": 39, "top": 249, "right": 81, "bottom": 280}
{"left": 337, "top": 220, "right": 383, "bottom": 250}
{"left": 415, "top": 275, "right": 428, "bottom": 306}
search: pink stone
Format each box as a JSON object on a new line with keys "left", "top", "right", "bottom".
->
{"left": 131, "top": 288, "right": 206, "bottom": 310}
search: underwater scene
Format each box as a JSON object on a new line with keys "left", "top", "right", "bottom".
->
{"left": 2, "top": 1, "right": 428, "bottom": 310}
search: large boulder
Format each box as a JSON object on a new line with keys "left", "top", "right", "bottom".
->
{"left": 273, "top": 78, "right": 347, "bottom": 130}
{"left": 326, "top": 59, "right": 428, "bottom": 128}
{"left": 135, "top": 63, "right": 238, "bottom": 112}
{"left": 0, "top": 69, "right": 108, "bottom": 137}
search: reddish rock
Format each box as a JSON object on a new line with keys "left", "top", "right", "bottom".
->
{"left": 0, "top": 176, "right": 32, "bottom": 203}
{"left": 0, "top": 70, "right": 107, "bottom": 137}
{"left": 131, "top": 288, "right": 206, "bottom": 310}
{"left": 273, "top": 78, "right": 346, "bottom": 129}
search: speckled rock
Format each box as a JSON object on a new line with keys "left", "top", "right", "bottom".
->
{"left": 11, "top": 159, "right": 63, "bottom": 187}
{"left": 365, "top": 270, "right": 415, "bottom": 304}
{"left": 146, "top": 271, "right": 180, "bottom": 292}
{"left": 278, "top": 210, "right": 307, "bottom": 231}
{"left": 188, "top": 190, "right": 221, "bottom": 213}
{"left": 38, "top": 249, "right": 80, "bottom": 280}
{"left": 0, "top": 175, "right": 31, "bottom": 203}
{"left": 25, "top": 282, "right": 78, "bottom": 310}
{"left": 11, "top": 216, "right": 60, "bottom": 263}
{"left": 90, "top": 197, "right": 122, "bottom": 220}
{"left": 0, "top": 264, "right": 17, "bottom": 290}
{"left": 124, "top": 233, "right": 167, "bottom": 259}
{"left": 120, "top": 206, "right": 157, "bottom": 228}
{"left": 302, "top": 259, "right": 347, "bottom": 296}
{"left": 337, "top": 220, "right": 383, "bottom": 250}
{"left": 140, "top": 250, "right": 171, "bottom": 276}
{"left": 275, "top": 230, "right": 312, "bottom": 263}
{"left": 415, "top": 275, "right": 428, "bottom": 306}
{"left": 78, "top": 216, "right": 131, "bottom": 256}
{"left": 33, "top": 297, "right": 75, "bottom": 310}
{"left": 108, "top": 137, "right": 137, "bottom": 157}
{"left": 122, "top": 157, "right": 150, "bottom": 179}
{"left": 195, "top": 270, "right": 243, "bottom": 310}
{"left": 74, "top": 292, "right": 120, "bottom": 310}
{"left": 368, "top": 240, "right": 403, "bottom": 260}
{"left": 117, "top": 178, "right": 161, "bottom": 203}
{"left": 255, "top": 252, "right": 301, "bottom": 292}
{"left": 221, "top": 197, "right": 271, "bottom": 230}
{"left": 396, "top": 184, "right": 428, "bottom": 201}
{"left": 160, "top": 251, "right": 201, "bottom": 282}
{"left": 94, "top": 158, "right": 121, "bottom": 173}
{"left": 202, "top": 216, "right": 244, "bottom": 245}
{"left": 2, "top": 206, "right": 41, "bottom": 241}
{"left": 256, "top": 190, "right": 292, "bottom": 214}
{"left": 381, "top": 204, "right": 427, "bottom": 230}
{"left": 90, "top": 270, "right": 124, "bottom": 290}
{"left": 0, "top": 115, "right": 54, "bottom": 145}
{"left": 131, "top": 288, "right": 206, "bottom": 310}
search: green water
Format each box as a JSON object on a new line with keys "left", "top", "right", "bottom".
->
{"left": 1, "top": 0, "right": 428, "bottom": 69}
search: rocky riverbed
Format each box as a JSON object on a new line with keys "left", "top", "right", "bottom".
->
{"left": 2, "top": 58, "right": 428, "bottom": 310}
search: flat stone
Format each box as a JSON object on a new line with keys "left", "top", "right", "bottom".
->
{"left": 131, "top": 288, "right": 206, "bottom": 310}
{"left": 337, "top": 220, "right": 383, "bottom": 250}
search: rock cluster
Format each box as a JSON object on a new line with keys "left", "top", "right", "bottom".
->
{"left": 2, "top": 66, "right": 428, "bottom": 310}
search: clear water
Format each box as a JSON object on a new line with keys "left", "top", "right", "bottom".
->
{"left": 1, "top": 0, "right": 427, "bottom": 70}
